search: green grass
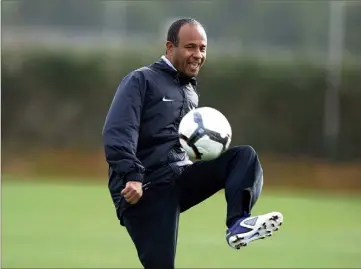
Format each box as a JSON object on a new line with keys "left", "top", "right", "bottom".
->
{"left": 2, "top": 178, "right": 361, "bottom": 268}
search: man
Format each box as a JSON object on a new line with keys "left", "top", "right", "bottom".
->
{"left": 102, "top": 18, "right": 283, "bottom": 269}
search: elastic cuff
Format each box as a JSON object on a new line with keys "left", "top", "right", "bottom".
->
{"left": 124, "top": 171, "right": 143, "bottom": 183}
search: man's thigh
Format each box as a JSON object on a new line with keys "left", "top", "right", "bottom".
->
{"left": 122, "top": 182, "right": 179, "bottom": 269}
{"left": 176, "top": 147, "right": 241, "bottom": 212}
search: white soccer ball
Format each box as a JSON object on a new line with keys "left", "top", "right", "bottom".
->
{"left": 178, "top": 107, "right": 232, "bottom": 161}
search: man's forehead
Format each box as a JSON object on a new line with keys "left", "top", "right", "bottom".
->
{"left": 178, "top": 23, "right": 207, "bottom": 44}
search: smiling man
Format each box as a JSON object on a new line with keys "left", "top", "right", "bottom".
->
{"left": 102, "top": 18, "right": 283, "bottom": 269}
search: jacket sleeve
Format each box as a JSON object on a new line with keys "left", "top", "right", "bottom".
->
{"left": 102, "top": 71, "right": 146, "bottom": 183}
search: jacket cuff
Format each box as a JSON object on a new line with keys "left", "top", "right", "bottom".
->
{"left": 124, "top": 171, "right": 143, "bottom": 183}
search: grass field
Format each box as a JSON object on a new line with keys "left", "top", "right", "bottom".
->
{"left": 2, "top": 177, "right": 361, "bottom": 268}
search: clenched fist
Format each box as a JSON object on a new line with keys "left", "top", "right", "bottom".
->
{"left": 121, "top": 181, "right": 143, "bottom": 204}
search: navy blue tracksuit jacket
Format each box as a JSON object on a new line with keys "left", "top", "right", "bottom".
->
{"left": 102, "top": 58, "right": 199, "bottom": 222}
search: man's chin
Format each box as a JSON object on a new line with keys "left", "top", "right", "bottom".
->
{"left": 185, "top": 69, "right": 199, "bottom": 77}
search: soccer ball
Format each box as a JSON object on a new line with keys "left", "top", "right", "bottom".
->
{"left": 178, "top": 107, "right": 232, "bottom": 161}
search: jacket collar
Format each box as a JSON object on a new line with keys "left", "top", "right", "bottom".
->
{"left": 161, "top": 55, "right": 177, "bottom": 71}
{"left": 152, "top": 57, "right": 197, "bottom": 86}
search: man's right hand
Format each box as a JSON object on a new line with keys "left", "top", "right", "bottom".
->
{"left": 121, "top": 181, "right": 143, "bottom": 204}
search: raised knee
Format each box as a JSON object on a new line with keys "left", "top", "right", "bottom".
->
{"left": 233, "top": 145, "right": 257, "bottom": 159}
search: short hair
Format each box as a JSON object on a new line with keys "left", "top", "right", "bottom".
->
{"left": 166, "top": 18, "right": 202, "bottom": 46}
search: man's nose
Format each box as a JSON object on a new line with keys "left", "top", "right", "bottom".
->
{"left": 193, "top": 49, "right": 202, "bottom": 59}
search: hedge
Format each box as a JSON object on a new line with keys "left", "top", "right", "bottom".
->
{"left": 2, "top": 49, "right": 361, "bottom": 161}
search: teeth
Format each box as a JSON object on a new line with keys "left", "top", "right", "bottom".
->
{"left": 190, "top": 63, "right": 199, "bottom": 68}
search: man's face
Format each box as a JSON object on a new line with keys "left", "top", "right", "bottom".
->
{"left": 167, "top": 23, "right": 207, "bottom": 77}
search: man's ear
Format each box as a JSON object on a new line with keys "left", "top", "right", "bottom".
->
{"left": 166, "top": 41, "right": 175, "bottom": 54}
